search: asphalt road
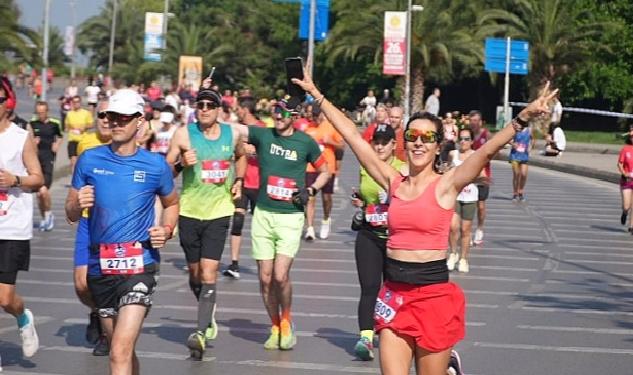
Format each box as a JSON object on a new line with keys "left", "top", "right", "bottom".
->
{"left": 0, "top": 151, "right": 631, "bottom": 374}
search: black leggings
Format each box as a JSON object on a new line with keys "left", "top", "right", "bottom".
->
{"left": 354, "top": 228, "right": 386, "bottom": 331}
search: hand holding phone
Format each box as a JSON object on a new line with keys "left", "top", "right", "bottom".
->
{"left": 285, "top": 57, "right": 306, "bottom": 108}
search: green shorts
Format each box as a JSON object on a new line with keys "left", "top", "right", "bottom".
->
{"left": 455, "top": 201, "right": 477, "bottom": 221}
{"left": 251, "top": 208, "right": 305, "bottom": 260}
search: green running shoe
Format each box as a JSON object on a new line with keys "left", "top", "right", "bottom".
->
{"left": 354, "top": 336, "right": 374, "bottom": 361}
{"left": 264, "top": 326, "right": 280, "bottom": 350}
{"left": 279, "top": 321, "right": 296, "bottom": 350}
{"left": 205, "top": 317, "right": 218, "bottom": 341}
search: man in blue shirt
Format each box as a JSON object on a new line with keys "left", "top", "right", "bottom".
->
{"left": 65, "top": 89, "right": 179, "bottom": 374}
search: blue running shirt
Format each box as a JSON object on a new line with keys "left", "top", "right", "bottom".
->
{"left": 72, "top": 145, "right": 175, "bottom": 275}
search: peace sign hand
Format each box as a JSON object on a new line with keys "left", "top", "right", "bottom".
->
{"left": 519, "top": 81, "right": 559, "bottom": 121}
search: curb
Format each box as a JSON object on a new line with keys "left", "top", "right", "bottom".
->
{"left": 496, "top": 152, "right": 619, "bottom": 184}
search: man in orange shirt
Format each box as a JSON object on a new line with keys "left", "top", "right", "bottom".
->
{"left": 304, "top": 104, "right": 343, "bottom": 240}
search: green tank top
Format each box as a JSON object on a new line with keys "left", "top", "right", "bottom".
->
{"left": 180, "top": 122, "right": 235, "bottom": 220}
{"left": 358, "top": 157, "right": 405, "bottom": 237}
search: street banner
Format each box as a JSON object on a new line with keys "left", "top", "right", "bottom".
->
{"left": 144, "top": 12, "right": 164, "bottom": 62}
{"left": 178, "top": 56, "right": 203, "bottom": 89}
{"left": 299, "top": 0, "right": 330, "bottom": 41}
{"left": 63, "top": 26, "right": 74, "bottom": 57}
{"left": 383, "top": 11, "right": 407, "bottom": 76}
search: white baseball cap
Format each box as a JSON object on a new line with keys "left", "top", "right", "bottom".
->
{"left": 106, "top": 89, "right": 145, "bottom": 115}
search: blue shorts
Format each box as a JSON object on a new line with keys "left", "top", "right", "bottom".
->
{"left": 73, "top": 218, "right": 90, "bottom": 267}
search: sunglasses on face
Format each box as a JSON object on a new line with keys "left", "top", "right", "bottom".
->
{"left": 0, "top": 97, "right": 6, "bottom": 105}
{"left": 105, "top": 113, "right": 139, "bottom": 127}
{"left": 404, "top": 129, "right": 439, "bottom": 143}
{"left": 196, "top": 101, "right": 219, "bottom": 110}
{"left": 97, "top": 111, "right": 107, "bottom": 119}
{"left": 274, "top": 107, "right": 292, "bottom": 119}
{"left": 459, "top": 137, "right": 472, "bottom": 142}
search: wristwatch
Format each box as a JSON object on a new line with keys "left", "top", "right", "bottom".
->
{"left": 11, "top": 175, "right": 21, "bottom": 188}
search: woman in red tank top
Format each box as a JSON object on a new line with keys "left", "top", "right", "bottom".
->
{"left": 293, "top": 73, "right": 558, "bottom": 375}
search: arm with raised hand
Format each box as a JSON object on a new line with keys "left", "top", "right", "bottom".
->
{"left": 292, "top": 71, "right": 399, "bottom": 191}
{"left": 450, "top": 83, "right": 559, "bottom": 193}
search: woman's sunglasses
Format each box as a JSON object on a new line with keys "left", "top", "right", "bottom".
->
{"left": 197, "top": 101, "right": 219, "bottom": 110}
{"left": 403, "top": 129, "right": 439, "bottom": 143}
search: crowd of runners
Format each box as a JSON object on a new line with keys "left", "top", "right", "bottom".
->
{"left": 0, "top": 67, "right": 559, "bottom": 375}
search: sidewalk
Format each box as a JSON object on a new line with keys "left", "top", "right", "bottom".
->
{"left": 497, "top": 140, "right": 621, "bottom": 184}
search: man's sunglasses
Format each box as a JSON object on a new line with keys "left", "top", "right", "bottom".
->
{"left": 274, "top": 107, "right": 292, "bottom": 119}
{"left": 0, "top": 97, "right": 6, "bottom": 105}
{"left": 105, "top": 112, "right": 140, "bottom": 127}
{"left": 197, "top": 101, "right": 219, "bottom": 110}
{"left": 403, "top": 129, "right": 439, "bottom": 143}
{"left": 97, "top": 111, "right": 107, "bottom": 119}
{"left": 459, "top": 137, "right": 472, "bottom": 142}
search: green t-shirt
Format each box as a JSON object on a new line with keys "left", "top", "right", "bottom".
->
{"left": 180, "top": 123, "right": 235, "bottom": 220}
{"left": 359, "top": 157, "right": 405, "bottom": 238}
{"left": 249, "top": 126, "right": 322, "bottom": 213}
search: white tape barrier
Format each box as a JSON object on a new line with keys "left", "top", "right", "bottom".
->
{"left": 509, "top": 102, "right": 633, "bottom": 119}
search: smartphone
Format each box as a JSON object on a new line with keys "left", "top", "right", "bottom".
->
{"left": 285, "top": 57, "right": 305, "bottom": 106}
{"left": 208, "top": 66, "right": 216, "bottom": 80}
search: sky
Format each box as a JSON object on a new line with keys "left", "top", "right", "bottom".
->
{"left": 17, "top": 0, "right": 107, "bottom": 32}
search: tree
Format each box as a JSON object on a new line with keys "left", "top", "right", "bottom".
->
{"left": 0, "top": 1, "right": 39, "bottom": 70}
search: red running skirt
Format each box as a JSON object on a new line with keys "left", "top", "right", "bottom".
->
{"left": 374, "top": 281, "right": 465, "bottom": 352}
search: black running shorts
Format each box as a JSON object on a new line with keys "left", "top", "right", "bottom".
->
{"left": 178, "top": 215, "right": 231, "bottom": 263}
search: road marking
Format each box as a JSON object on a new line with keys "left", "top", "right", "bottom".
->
{"left": 565, "top": 258, "right": 633, "bottom": 266}
{"left": 472, "top": 341, "right": 633, "bottom": 355}
{"left": 216, "top": 359, "right": 380, "bottom": 373}
{"left": 0, "top": 316, "right": 55, "bottom": 334}
{"left": 451, "top": 275, "right": 530, "bottom": 282}
{"left": 41, "top": 345, "right": 215, "bottom": 362}
{"left": 562, "top": 251, "right": 633, "bottom": 258}
{"left": 517, "top": 324, "right": 633, "bottom": 335}
{"left": 519, "top": 305, "right": 633, "bottom": 317}
{"left": 553, "top": 269, "right": 633, "bottom": 278}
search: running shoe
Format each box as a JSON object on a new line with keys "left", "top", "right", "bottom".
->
{"left": 621, "top": 211, "right": 628, "bottom": 226}
{"left": 457, "top": 259, "right": 469, "bottom": 273}
{"left": 304, "top": 226, "right": 315, "bottom": 241}
{"left": 86, "top": 311, "right": 100, "bottom": 344}
{"left": 474, "top": 229, "right": 484, "bottom": 245}
{"left": 518, "top": 194, "right": 526, "bottom": 202}
{"left": 44, "top": 213, "right": 55, "bottom": 231}
{"left": 264, "top": 326, "right": 280, "bottom": 350}
{"left": 205, "top": 317, "right": 218, "bottom": 341}
{"left": 447, "top": 349, "right": 464, "bottom": 375}
{"left": 19, "top": 309, "right": 39, "bottom": 358}
{"left": 187, "top": 331, "right": 206, "bottom": 360}
{"left": 319, "top": 218, "right": 331, "bottom": 239}
{"left": 279, "top": 320, "right": 296, "bottom": 350}
{"left": 354, "top": 336, "right": 374, "bottom": 361}
{"left": 512, "top": 194, "right": 519, "bottom": 202}
{"left": 446, "top": 252, "right": 459, "bottom": 271}
{"left": 222, "top": 264, "right": 240, "bottom": 279}
{"left": 92, "top": 335, "right": 110, "bottom": 356}
{"left": 38, "top": 218, "right": 46, "bottom": 232}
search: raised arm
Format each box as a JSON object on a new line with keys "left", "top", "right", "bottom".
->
{"left": 451, "top": 83, "right": 558, "bottom": 192}
{"left": 292, "top": 72, "right": 398, "bottom": 191}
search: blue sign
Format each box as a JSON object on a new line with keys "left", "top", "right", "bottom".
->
{"left": 144, "top": 33, "right": 163, "bottom": 62}
{"left": 484, "top": 37, "right": 529, "bottom": 75}
{"left": 299, "top": 1, "right": 329, "bottom": 41}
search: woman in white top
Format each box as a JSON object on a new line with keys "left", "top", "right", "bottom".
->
{"left": 447, "top": 127, "right": 485, "bottom": 273}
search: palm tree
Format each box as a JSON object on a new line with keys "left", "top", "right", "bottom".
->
{"left": 0, "top": 1, "right": 39, "bottom": 69}
{"left": 478, "top": 0, "right": 617, "bottom": 94}
{"left": 324, "top": 0, "right": 482, "bottom": 113}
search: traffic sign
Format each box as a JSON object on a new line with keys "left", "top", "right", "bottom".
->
{"left": 299, "top": 0, "right": 329, "bottom": 41}
{"left": 484, "top": 37, "right": 529, "bottom": 75}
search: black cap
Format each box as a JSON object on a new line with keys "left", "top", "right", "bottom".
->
{"left": 150, "top": 100, "right": 164, "bottom": 110}
{"left": 372, "top": 124, "right": 395, "bottom": 142}
{"left": 196, "top": 89, "right": 222, "bottom": 106}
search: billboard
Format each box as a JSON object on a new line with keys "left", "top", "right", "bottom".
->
{"left": 144, "top": 12, "right": 165, "bottom": 62}
{"left": 178, "top": 56, "right": 203, "bottom": 89}
{"left": 383, "top": 11, "right": 407, "bottom": 76}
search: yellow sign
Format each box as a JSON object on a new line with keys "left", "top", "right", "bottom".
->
{"left": 178, "top": 56, "right": 203, "bottom": 89}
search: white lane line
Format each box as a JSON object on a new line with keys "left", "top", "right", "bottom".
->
{"left": 471, "top": 265, "right": 538, "bottom": 272}
{"left": 564, "top": 258, "right": 633, "bottom": 266}
{"left": 0, "top": 316, "right": 55, "bottom": 334}
{"left": 41, "top": 345, "right": 215, "bottom": 362}
{"left": 556, "top": 237, "right": 633, "bottom": 244}
{"left": 517, "top": 324, "right": 633, "bottom": 335}
{"left": 472, "top": 341, "right": 633, "bottom": 355}
{"left": 553, "top": 269, "right": 633, "bottom": 278}
{"left": 469, "top": 254, "right": 540, "bottom": 261}
{"left": 558, "top": 243, "right": 631, "bottom": 251}
{"left": 545, "top": 279, "right": 633, "bottom": 288}
{"left": 451, "top": 275, "right": 530, "bottom": 282}
{"left": 216, "top": 359, "right": 380, "bottom": 373}
{"left": 563, "top": 251, "right": 633, "bottom": 258}
{"left": 519, "top": 306, "right": 633, "bottom": 317}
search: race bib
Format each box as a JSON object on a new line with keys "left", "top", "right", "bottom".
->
{"left": 70, "top": 128, "right": 82, "bottom": 135}
{"left": 266, "top": 175, "right": 297, "bottom": 201}
{"left": 99, "top": 242, "right": 144, "bottom": 275}
{"left": 515, "top": 143, "right": 527, "bottom": 153}
{"left": 151, "top": 139, "right": 170, "bottom": 154}
{"left": 365, "top": 204, "right": 389, "bottom": 227}
{"left": 0, "top": 191, "right": 8, "bottom": 216}
{"left": 461, "top": 185, "right": 473, "bottom": 194}
{"left": 374, "top": 287, "right": 404, "bottom": 324}
{"left": 201, "top": 160, "right": 231, "bottom": 184}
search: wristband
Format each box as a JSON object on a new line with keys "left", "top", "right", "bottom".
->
{"left": 308, "top": 185, "right": 318, "bottom": 197}
{"left": 174, "top": 161, "right": 184, "bottom": 173}
{"left": 163, "top": 224, "right": 174, "bottom": 239}
{"left": 234, "top": 177, "right": 244, "bottom": 184}
{"left": 11, "top": 175, "right": 21, "bottom": 188}
{"left": 314, "top": 95, "right": 325, "bottom": 105}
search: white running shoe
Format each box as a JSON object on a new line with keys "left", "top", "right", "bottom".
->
{"left": 457, "top": 259, "right": 469, "bottom": 273}
{"left": 38, "top": 219, "right": 46, "bottom": 232}
{"left": 319, "top": 218, "right": 331, "bottom": 239}
{"left": 304, "top": 226, "right": 316, "bottom": 241}
{"left": 446, "top": 252, "right": 459, "bottom": 271}
{"left": 19, "top": 309, "right": 39, "bottom": 358}
{"left": 44, "top": 213, "right": 55, "bottom": 231}
{"left": 474, "top": 229, "right": 484, "bottom": 245}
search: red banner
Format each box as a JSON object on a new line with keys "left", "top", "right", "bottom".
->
{"left": 383, "top": 12, "right": 407, "bottom": 76}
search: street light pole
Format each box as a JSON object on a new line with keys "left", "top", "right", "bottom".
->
{"left": 42, "top": 0, "right": 51, "bottom": 102}
{"left": 70, "top": 0, "right": 76, "bottom": 79}
{"left": 307, "top": 0, "right": 316, "bottom": 76}
{"left": 162, "top": 0, "right": 169, "bottom": 49}
{"left": 404, "top": 0, "right": 412, "bottom": 122}
{"left": 108, "top": 0, "right": 118, "bottom": 75}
